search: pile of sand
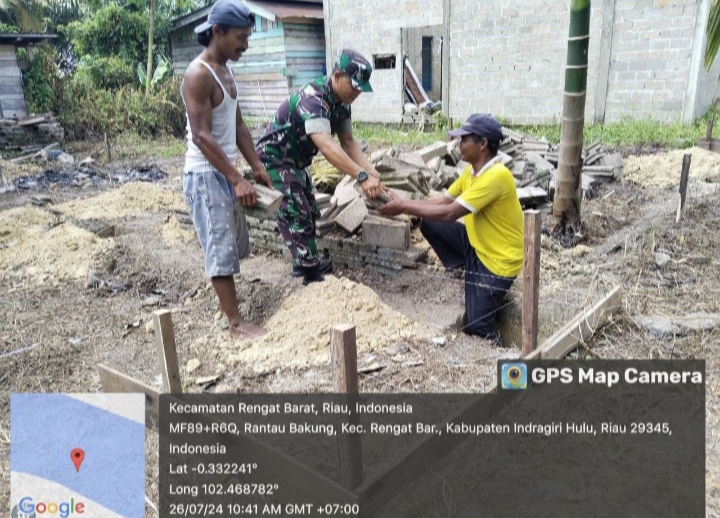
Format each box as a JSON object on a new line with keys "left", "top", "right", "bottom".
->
{"left": 162, "top": 215, "right": 196, "bottom": 245}
{"left": 0, "top": 206, "right": 115, "bottom": 284}
{"left": 230, "top": 275, "right": 433, "bottom": 372}
{"left": 624, "top": 147, "right": 720, "bottom": 188}
{"left": 56, "top": 182, "right": 185, "bottom": 220}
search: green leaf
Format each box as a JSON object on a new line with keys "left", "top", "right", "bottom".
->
{"left": 137, "top": 61, "right": 147, "bottom": 87}
{"left": 706, "top": 0, "right": 720, "bottom": 71}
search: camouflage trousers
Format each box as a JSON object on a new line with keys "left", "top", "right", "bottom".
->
{"left": 267, "top": 164, "right": 321, "bottom": 268}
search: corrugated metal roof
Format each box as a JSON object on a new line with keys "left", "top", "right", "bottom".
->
{"left": 172, "top": 0, "right": 322, "bottom": 29}
{"left": 252, "top": 1, "right": 323, "bottom": 20}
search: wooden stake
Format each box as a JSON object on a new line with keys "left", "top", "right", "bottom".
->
{"left": 522, "top": 210, "right": 542, "bottom": 356}
{"left": 105, "top": 132, "right": 111, "bottom": 162}
{"left": 676, "top": 153, "right": 691, "bottom": 223}
{"left": 330, "top": 324, "right": 363, "bottom": 490}
{"left": 154, "top": 310, "right": 182, "bottom": 393}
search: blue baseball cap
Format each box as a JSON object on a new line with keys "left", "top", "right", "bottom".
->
{"left": 448, "top": 113, "right": 503, "bottom": 142}
{"left": 194, "top": 0, "right": 256, "bottom": 33}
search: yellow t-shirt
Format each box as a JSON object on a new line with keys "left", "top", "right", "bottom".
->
{"left": 446, "top": 161, "right": 524, "bottom": 277}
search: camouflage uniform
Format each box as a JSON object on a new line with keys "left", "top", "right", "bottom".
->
{"left": 255, "top": 50, "right": 373, "bottom": 269}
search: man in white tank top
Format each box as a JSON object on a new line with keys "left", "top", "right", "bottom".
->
{"left": 181, "top": 0, "right": 272, "bottom": 339}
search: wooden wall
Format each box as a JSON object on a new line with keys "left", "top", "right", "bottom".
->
{"left": 0, "top": 45, "right": 27, "bottom": 119}
{"left": 170, "top": 17, "right": 326, "bottom": 118}
{"left": 283, "top": 20, "right": 326, "bottom": 91}
{"left": 235, "top": 20, "right": 287, "bottom": 119}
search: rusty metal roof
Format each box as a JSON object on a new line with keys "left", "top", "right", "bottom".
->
{"left": 172, "top": 0, "right": 322, "bottom": 29}
{"left": 251, "top": 1, "right": 323, "bottom": 20}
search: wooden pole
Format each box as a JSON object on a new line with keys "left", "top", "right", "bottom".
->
{"left": 522, "top": 210, "right": 542, "bottom": 357}
{"left": 330, "top": 324, "right": 363, "bottom": 490}
{"left": 676, "top": 154, "right": 691, "bottom": 223}
{"left": 154, "top": 309, "right": 182, "bottom": 393}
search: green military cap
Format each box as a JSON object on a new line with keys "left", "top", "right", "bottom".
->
{"left": 333, "top": 49, "right": 373, "bottom": 93}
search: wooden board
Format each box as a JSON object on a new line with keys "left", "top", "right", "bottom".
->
{"left": 97, "top": 364, "right": 161, "bottom": 428}
{"left": 403, "top": 58, "right": 430, "bottom": 104}
{"left": 525, "top": 285, "right": 622, "bottom": 360}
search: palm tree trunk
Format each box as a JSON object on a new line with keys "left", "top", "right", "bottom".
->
{"left": 553, "top": 0, "right": 591, "bottom": 238}
{"left": 145, "top": 0, "right": 155, "bottom": 97}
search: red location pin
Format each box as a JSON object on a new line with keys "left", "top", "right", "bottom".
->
{"left": 71, "top": 448, "right": 85, "bottom": 472}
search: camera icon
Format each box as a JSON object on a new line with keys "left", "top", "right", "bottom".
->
{"left": 501, "top": 362, "right": 527, "bottom": 390}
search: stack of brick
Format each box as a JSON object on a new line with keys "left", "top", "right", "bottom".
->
{"left": 245, "top": 130, "right": 623, "bottom": 271}
{"left": 0, "top": 116, "right": 64, "bottom": 153}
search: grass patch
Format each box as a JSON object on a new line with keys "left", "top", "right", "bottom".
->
{"left": 355, "top": 106, "right": 718, "bottom": 150}
{"left": 353, "top": 123, "right": 450, "bottom": 148}
{"left": 70, "top": 133, "right": 186, "bottom": 160}
{"left": 515, "top": 117, "right": 710, "bottom": 149}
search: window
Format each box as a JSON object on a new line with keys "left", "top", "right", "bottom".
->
{"left": 421, "top": 37, "right": 432, "bottom": 92}
{"left": 373, "top": 54, "right": 396, "bottom": 69}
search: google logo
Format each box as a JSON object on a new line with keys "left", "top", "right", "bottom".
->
{"left": 14, "top": 497, "right": 85, "bottom": 517}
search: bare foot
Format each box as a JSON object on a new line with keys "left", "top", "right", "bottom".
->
{"left": 229, "top": 320, "right": 267, "bottom": 339}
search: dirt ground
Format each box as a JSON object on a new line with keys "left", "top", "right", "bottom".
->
{"left": 1, "top": 146, "right": 719, "bottom": 515}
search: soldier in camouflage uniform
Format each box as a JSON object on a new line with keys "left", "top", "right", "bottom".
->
{"left": 256, "top": 49, "right": 385, "bottom": 284}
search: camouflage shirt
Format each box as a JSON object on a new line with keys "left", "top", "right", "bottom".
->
{"left": 256, "top": 76, "right": 352, "bottom": 170}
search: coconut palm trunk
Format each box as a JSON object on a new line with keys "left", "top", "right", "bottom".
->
{"left": 553, "top": 0, "right": 591, "bottom": 238}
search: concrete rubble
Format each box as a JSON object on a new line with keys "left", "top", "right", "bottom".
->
{"left": 247, "top": 127, "right": 622, "bottom": 270}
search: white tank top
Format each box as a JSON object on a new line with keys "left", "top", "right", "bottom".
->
{"left": 182, "top": 59, "right": 237, "bottom": 173}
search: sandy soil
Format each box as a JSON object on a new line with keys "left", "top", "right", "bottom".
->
{"left": 0, "top": 148, "right": 718, "bottom": 515}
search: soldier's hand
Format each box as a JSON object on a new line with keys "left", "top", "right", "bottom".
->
{"left": 361, "top": 175, "right": 382, "bottom": 199}
{"left": 233, "top": 177, "right": 258, "bottom": 207}
{"left": 252, "top": 165, "right": 273, "bottom": 189}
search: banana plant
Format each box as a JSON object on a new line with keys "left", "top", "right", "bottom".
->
{"left": 137, "top": 54, "right": 172, "bottom": 91}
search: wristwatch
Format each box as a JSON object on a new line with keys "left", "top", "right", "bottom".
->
{"left": 357, "top": 170, "right": 369, "bottom": 183}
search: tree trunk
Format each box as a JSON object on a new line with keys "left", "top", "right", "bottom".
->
{"left": 145, "top": 0, "right": 155, "bottom": 97}
{"left": 553, "top": 0, "right": 591, "bottom": 239}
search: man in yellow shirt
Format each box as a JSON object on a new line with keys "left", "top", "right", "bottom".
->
{"left": 379, "top": 113, "right": 524, "bottom": 344}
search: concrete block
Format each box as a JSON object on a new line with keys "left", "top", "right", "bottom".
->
{"left": 240, "top": 184, "right": 282, "bottom": 215}
{"left": 388, "top": 188, "right": 416, "bottom": 201}
{"left": 516, "top": 186, "right": 548, "bottom": 207}
{"left": 445, "top": 139, "right": 461, "bottom": 165}
{"left": 375, "top": 155, "right": 413, "bottom": 172}
{"left": 362, "top": 216, "right": 411, "bottom": 250}
{"left": 524, "top": 152, "right": 556, "bottom": 174}
{"left": 370, "top": 148, "right": 388, "bottom": 163}
{"left": 335, "top": 197, "right": 368, "bottom": 234}
{"left": 426, "top": 156, "right": 444, "bottom": 173}
{"left": 398, "top": 152, "right": 427, "bottom": 169}
{"left": 331, "top": 179, "right": 360, "bottom": 208}
{"left": 417, "top": 141, "right": 449, "bottom": 163}
{"left": 315, "top": 192, "right": 332, "bottom": 209}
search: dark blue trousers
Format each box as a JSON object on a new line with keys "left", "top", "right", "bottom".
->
{"left": 420, "top": 219, "right": 515, "bottom": 343}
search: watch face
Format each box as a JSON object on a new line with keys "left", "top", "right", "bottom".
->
{"left": 358, "top": 171, "right": 368, "bottom": 182}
